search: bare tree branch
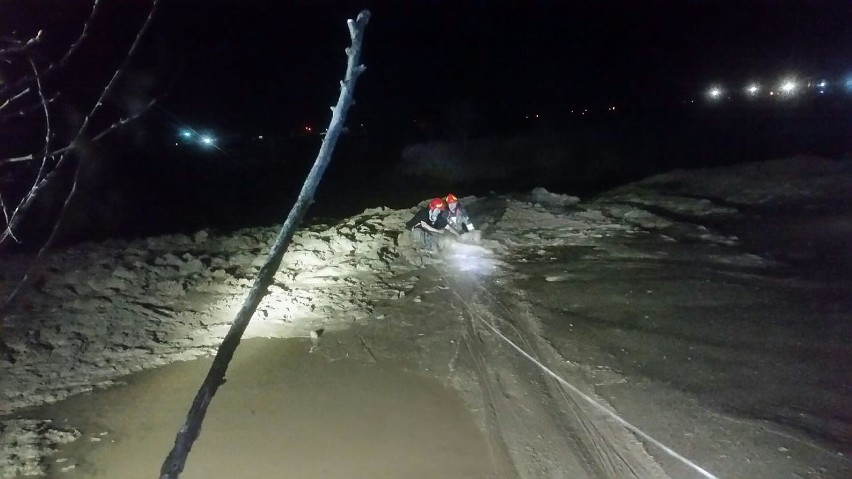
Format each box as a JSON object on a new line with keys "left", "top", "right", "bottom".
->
{"left": 0, "top": 97, "right": 157, "bottom": 243}
{"left": 0, "top": 96, "right": 155, "bottom": 169}
{"left": 0, "top": 0, "right": 99, "bottom": 98}
{"left": 0, "top": 88, "right": 30, "bottom": 113}
{"left": 1, "top": 0, "right": 162, "bottom": 317}
{"left": 55, "top": 1, "right": 101, "bottom": 70}
{"left": 0, "top": 92, "right": 59, "bottom": 121}
{"left": 0, "top": 58, "right": 55, "bottom": 244}
{"left": 0, "top": 193, "right": 17, "bottom": 243}
{"left": 30, "top": 58, "right": 52, "bottom": 185}
{"left": 66, "top": 0, "right": 160, "bottom": 154}
{"left": 0, "top": 30, "right": 43, "bottom": 58}
{"left": 0, "top": 150, "right": 63, "bottom": 166}
{"left": 159, "top": 10, "right": 371, "bottom": 478}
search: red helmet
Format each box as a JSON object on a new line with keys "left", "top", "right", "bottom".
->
{"left": 428, "top": 198, "right": 446, "bottom": 210}
{"left": 444, "top": 193, "right": 458, "bottom": 204}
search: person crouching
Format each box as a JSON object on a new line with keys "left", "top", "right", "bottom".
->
{"left": 405, "top": 198, "right": 455, "bottom": 250}
{"left": 442, "top": 193, "right": 475, "bottom": 234}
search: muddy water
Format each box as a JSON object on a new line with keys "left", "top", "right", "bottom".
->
{"left": 38, "top": 338, "right": 493, "bottom": 479}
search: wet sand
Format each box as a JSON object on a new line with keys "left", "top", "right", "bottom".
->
{"left": 36, "top": 338, "right": 493, "bottom": 479}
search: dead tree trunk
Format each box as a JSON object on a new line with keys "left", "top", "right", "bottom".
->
{"left": 159, "top": 10, "right": 371, "bottom": 479}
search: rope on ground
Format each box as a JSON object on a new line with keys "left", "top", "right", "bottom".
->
{"left": 158, "top": 11, "right": 371, "bottom": 478}
{"left": 438, "top": 250, "right": 720, "bottom": 478}
{"left": 472, "top": 307, "right": 720, "bottom": 479}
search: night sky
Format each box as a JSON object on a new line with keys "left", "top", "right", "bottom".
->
{"left": 8, "top": 0, "right": 847, "bottom": 134}
{"left": 166, "top": 0, "right": 852, "bottom": 121}
{"left": 2, "top": 0, "right": 851, "bottom": 240}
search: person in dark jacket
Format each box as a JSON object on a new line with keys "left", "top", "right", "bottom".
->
{"left": 442, "top": 193, "right": 475, "bottom": 234}
{"left": 405, "top": 198, "right": 456, "bottom": 249}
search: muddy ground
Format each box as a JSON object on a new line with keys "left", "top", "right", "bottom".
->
{"left": 1, "top": 157, "right": 851, "bottom": 478}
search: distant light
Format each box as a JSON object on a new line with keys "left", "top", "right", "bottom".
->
{"left": 817, "top": 80, "right": 827, "bottom": 88}
{"left": 746, "top": 83, "right": 760, "bottom": 95}
{"left": 780, "top": 80, "right": 797, "bottom": 94}
{"left": 180, "top": 130, "right": 192, "bottom": 138}
{"left": 769, "top": 91, "right": 775, "bottom": 96}
{"left": 200, "top": 136, "right": 214, "bottom": 145}
{"left": 257, "top": 135, "right": 264, "bottom": 140}
{"left": 535, "top": 114, "right": 539, "bottom": 118}
{"left": 304, "top": 126, "right": 313, "bottom": 132}
{"left": 708, "top": 86, "right": 723, "bottom": 99}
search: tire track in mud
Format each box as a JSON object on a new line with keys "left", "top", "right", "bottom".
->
{"left": 450, "top": 275, "right": 670, "bottom": 479}
{"left": 459, "top": 310, "right": 524, "bottom": 479}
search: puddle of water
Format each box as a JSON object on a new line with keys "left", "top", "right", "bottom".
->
{"left": 35, "top": 338, "right": 493, "bottom": 479}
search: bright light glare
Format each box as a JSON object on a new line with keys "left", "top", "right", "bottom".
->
{"left": 780, "top": 80, "right": 797, "bottom": 94}
{"left": 200, "top": 136, "right": 214, "bottom": 145}
{"left": 746, "top": 84, "right": 760, "bottom": 95}
{"left": 180, "top": 130, "right": 192, "bottom": 138}
{"left": 445, "top": 241, "right": 498, "bottom": 275}
{"left": 817, "top": 80, "right": 827, "bottom": 88}
{"left": 708, "top": 87, "right": 722, "bottom": 98}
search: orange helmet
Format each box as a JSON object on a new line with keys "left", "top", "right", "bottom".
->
{"left": 444, "top": 193, "right": 458, "bottom": 204}
{"left": 428, "top": 198, "right": 446, "bottom": 210}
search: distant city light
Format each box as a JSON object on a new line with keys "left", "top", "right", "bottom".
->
{"left": 178, "top": 128, "right": 217, "bottom": 149}
{"left": 258, "top": 135, "right": 264, "bottom": 140}
{"left": 708, "top": 86, "right": 723, "bottom": 99}
{"left": 780, "top": 79, "right": 797, "bottom": 94}
{"left": 696, "top": 73, "right": 852, "bottom": 100}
